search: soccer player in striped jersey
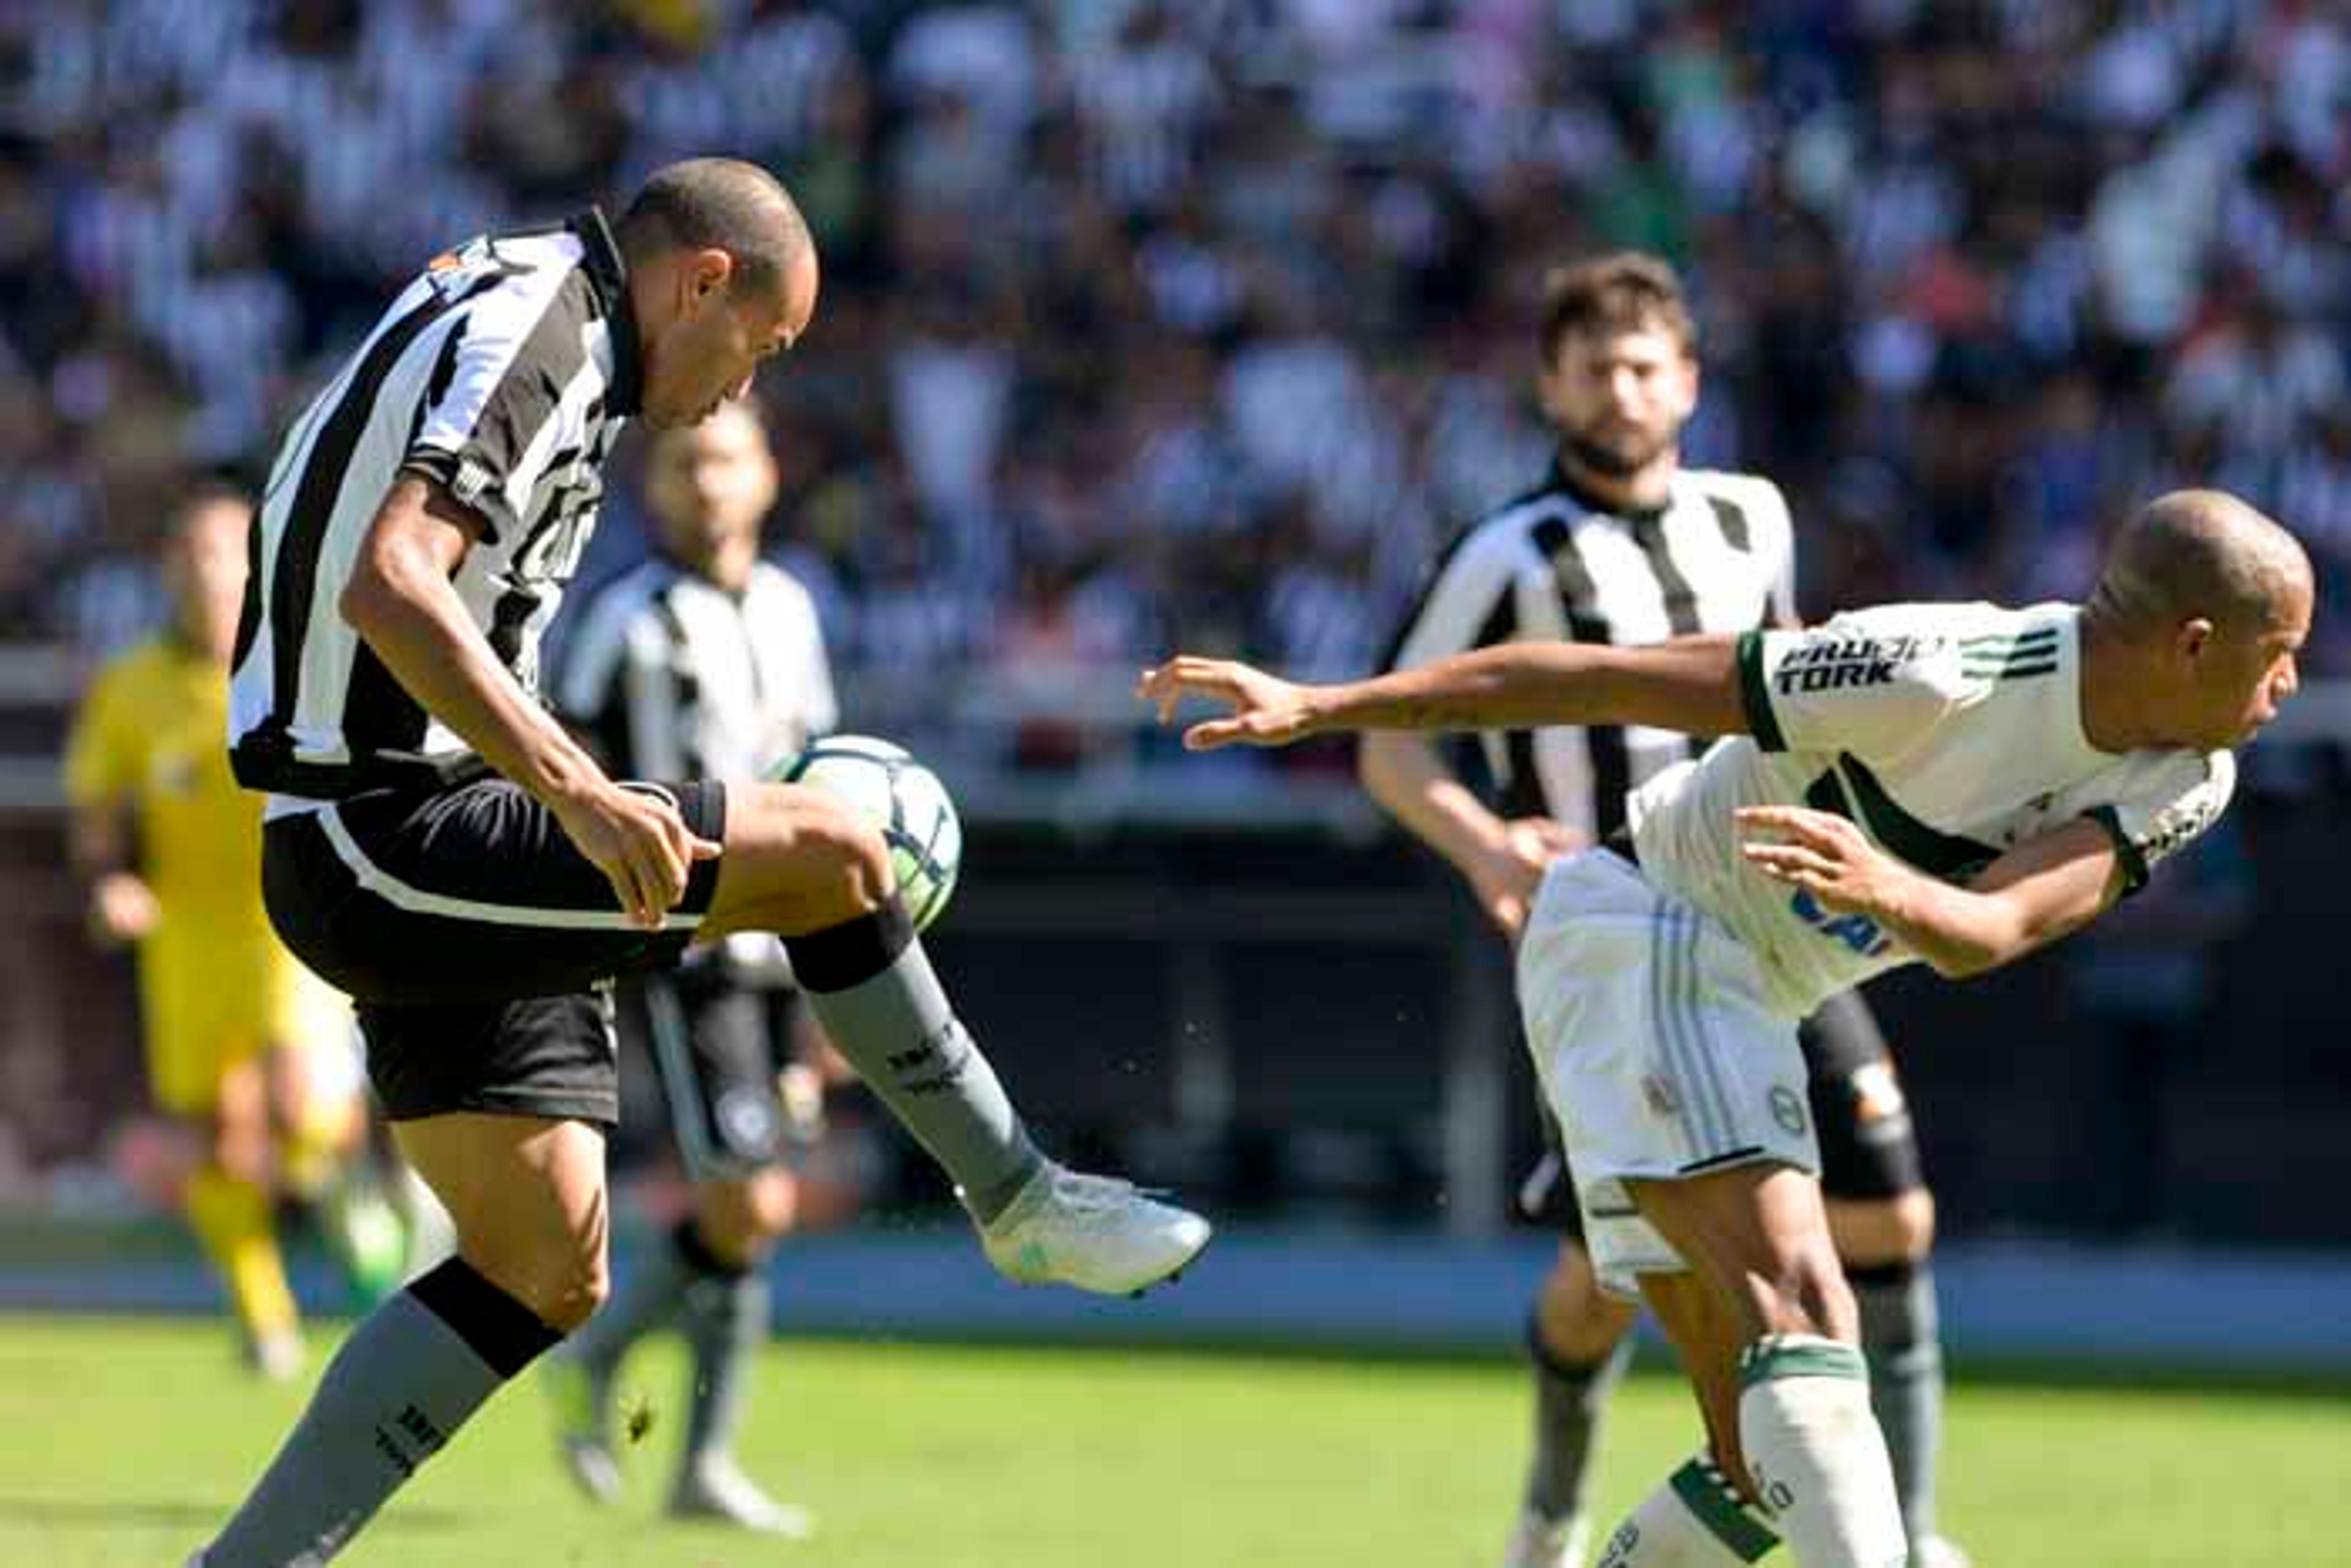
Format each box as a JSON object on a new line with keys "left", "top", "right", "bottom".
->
{"left": 1147, "top": 487, "right": 2311, "bottom": 1567}
{"left": 541, "top": 400, "right": 836, "bottom": 1536}
{"left": 190, "top": 159, "right": 1207, "bottom": 1568}
{"left": 1365, "top": 254, "right": 1962, "bottom": 1567}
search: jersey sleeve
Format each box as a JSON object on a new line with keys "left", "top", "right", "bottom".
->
{"left": 2083, "top": 749, "right": 2236, "bottom": 897}
{"left": 1734, "top": 607, "right": 1967, "bottom": 761}
{"left": 1380, "top": 519, "right": 1529, "bottom": 671}
{"left": 399, "top": 260, "right": 579, "bottom": 545}
{"left": 61, "top": 659, "right": 139, "bottom": 809}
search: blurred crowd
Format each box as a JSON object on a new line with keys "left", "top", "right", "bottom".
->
{"left": 7, "top": 0, "right": 2351, "bottom": 722}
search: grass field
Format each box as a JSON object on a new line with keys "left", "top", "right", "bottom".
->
{"left": 0, "top": 1315, "right": 2340, "bottom": 1567}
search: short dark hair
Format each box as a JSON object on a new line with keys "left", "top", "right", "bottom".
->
{"left": 616, "top": 157, "right": 811, "bottom": 298}
{"left": 1539, "top": 252, "right": 1696, "bottom": 367}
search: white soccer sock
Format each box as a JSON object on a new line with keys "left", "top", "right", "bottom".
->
{"left": 1594, "top": 1454, "right": 1780, "bottom": 1566}
{"left": 1736, "top": 1336, "right": 1908, "bottom": 1567}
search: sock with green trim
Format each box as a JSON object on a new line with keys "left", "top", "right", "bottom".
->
{"left": 1592, "top": 1454, "right": 1779, "bottom": 1565}
{"left": 1850, "top": 1258, "right": 1943, "bottom": 1545}
{"left": 1737, "top": 1335, "right": 1908, "bottom": 1567}
{"left": 1523, "top": 1319, "right": 1635, "bottom": 1526}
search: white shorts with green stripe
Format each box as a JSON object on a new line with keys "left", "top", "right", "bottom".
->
{"left": 1516, "top": 847, "right": 1821, "bottom": 1301}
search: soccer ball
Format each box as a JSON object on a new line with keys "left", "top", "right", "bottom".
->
{"left": 769, "top": 734, "right": 962, "bottom": 932}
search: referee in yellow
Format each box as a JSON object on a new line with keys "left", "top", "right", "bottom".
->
{"left": 65, "top": 484, "right": 403, "bottom": 1378}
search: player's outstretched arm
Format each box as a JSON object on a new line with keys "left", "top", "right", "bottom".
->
{"left": 1140, "top": 636, "right": 1749, "bottom": 751}
{"left": 1737, "top": 808, "right": 2124, "bottom": 977}
{"left": 340, "top": 476, "right": 719, "bottom": 926}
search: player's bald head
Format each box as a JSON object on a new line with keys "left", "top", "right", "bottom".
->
{"left": 618, "top": 158, "right": 812, "bottom": 298}
{"left": 2091, "top": 489, "right": 2312, "bottom": 639}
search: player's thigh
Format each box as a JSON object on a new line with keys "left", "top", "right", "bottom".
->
{"left": 392, "top": 1111, "right": 610, "bottom": 1322}
{"left": 261, "top": 775, "right": 727, "bottom": 1006}
{"left": 700, "top": 780, "right": 890, "bottom": 939}
{"left": 1625, "top": 1161, "right": 1853, "bottom": 1346}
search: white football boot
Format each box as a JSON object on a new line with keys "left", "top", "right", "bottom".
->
{"left": 669, "top": 1452, "right": 817, "bottom": 1538}
{"left": 1912, "top": 1536, "right": 1976, "bottom": 1568}
{"left": 1501, "top": 1507, "right": 1592, "bottom": 1568}
{"left": 975, "top": 1163, "right": 1212, "bottom": 1296}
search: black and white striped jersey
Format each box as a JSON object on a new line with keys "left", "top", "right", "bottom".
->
{"left": 552, "top": 555, "right": 838, "bottom": 786}
{"left": 1381, "top": 461, "right": 1796, "bottom": 839}
{"left": 228, "top": 211, "right": 641, "bottom": 808}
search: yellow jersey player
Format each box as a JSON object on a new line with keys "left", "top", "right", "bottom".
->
{"left": 65, "top": 484, "right": 404, "bottom": 1379}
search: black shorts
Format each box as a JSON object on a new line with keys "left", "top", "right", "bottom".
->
{"left": 1521, "top": 986, "right": 1925, "bottom": 1226}
{"left": 261, "top": 772, "right": 729, "bottom": 1125}
{"left": 623, "top": 963, "right": 804, "bottom": 1179}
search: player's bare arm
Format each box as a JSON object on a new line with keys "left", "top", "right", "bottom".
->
{"left": 1737, "top": 808, "right": 2123, "bottom": 978}
{"left": 1359, "top": 731, "right": 1581, "bottom": 938}
{"left": 1142, "top": 635, "right": 1749, "bottom": 751}
{"left": 67, "top": 802, "right": 159, "bottom": 945}
{"left": 339, "top": 475, "right": 719, "bottom": 926}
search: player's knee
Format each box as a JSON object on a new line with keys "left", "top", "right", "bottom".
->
{"left": 535, "top": 1243, "right": 610, "bottom": 1332}
{"left": 697, "top": 1172, "right": 795, "bottom": 1257}
{"left": 730, "top": 782, "right": 893, "bottom": 915}
{"left": 1535, "top": 1246, "right": 1638, "bottom": 1363}
{"left": 1831, "top": 1187, "right": 1936, "bottom": 1269}
{"left": 1747, "top": 1248, "right": 1857, "bottom": 1345}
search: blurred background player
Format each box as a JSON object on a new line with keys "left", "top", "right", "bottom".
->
{"left": 63, "top": 485, "right": 409, "bottom": 1379}
{"left": 543, "top": 400, "right": 839, "bottom": 1536}
{"left": 1360, "top": 255, "right": 1964, "bottom": 1567}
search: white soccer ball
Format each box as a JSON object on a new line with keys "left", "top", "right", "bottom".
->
{"left": 770, "top": 734, "right": 962, "bottom": 932}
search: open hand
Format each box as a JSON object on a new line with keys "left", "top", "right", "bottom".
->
{"left": 1138, "top": 656, "right": 1320, "bottom": 751}
{"left": 551, "top": 781, "right": 724, "bottom": 929}
{"left": 1734, "top": 805, "right": 1903, "bottom": 917}
{"left": 87, "top": 871, "right": 161, "bottom": 946}
{"left": 1469, "top": 817, "right": 1586, "bottom": 937}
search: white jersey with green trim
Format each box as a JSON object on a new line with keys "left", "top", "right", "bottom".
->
{"left": 1625, "top": 600, "right": 2234, "bottom": 1018}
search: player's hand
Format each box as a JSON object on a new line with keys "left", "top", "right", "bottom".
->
{"left": 1467, "top": 817, "right": 1586, "bottom": 938}
{"left": 1138, "top": 656, "right": 1320, "bottom": 750}
{"left": 1735, "top": 806, "right": 1907, "bottom": 917}
{"left": 86, "top": 871, "right": 161, "bottom": 946}
{"left": 550, "top": 781, "right": 724, "bottom": 930}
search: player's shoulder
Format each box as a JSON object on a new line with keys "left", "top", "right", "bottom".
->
{"left": 570, "top": 558, "right": 681, "bottom": 642}
{"left": 1678, "top": 468, "right": 1793, "bottom": 555}
{"left": 418, "top": 225, "right": 592, "bottom": 334}
{"left": 1678, "top": 467, "right": 1791, "bottom": 519}
{"left": 749, "top": 557, "right": 820, "bottom": 610}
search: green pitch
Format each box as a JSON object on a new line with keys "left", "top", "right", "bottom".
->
{"left": 0, "top": 1315, "right": 2338, "bottom": 1566}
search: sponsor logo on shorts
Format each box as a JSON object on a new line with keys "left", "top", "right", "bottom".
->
{"left": 1769, "top": 1084, "right": 1809, "bottom": 1138}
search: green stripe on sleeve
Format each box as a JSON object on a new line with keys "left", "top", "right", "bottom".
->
{"left": 1735, "top": 631, "right": 1788, "bottom": 752}
{"left": 1668, "top": 1458, "right": 1781, "bottom": 1561}
{"left": 2085, "top": 805, "right": 2150, "bottom": 896}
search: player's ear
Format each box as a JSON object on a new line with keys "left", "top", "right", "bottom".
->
{"left": 2175, "top": 615, "right": 2215, "bottom": 664}
{"left": 681, "top": 249, "right": 733, "bottom": 310}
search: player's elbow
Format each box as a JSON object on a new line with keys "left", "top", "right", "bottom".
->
{"left": 1919, "top": 906, "right": 2036, "bottom": 979}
